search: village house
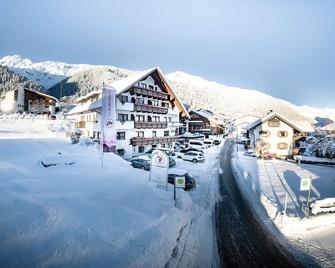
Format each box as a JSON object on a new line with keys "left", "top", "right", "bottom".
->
{"left": 68, "top": 67, "right": 189, "bottom": 159}
{"left": 247, "top": 112, "right": 314, "bottom": 158}
{"left": 187, "top": 109, "right": 225, "bottom": 136}
{"left": 0, "top": 86, "right": 58, "bottom": 114}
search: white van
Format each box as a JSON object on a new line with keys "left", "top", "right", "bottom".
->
{"left": 203, "top": 139, "right": 214, "bottom": 148}
{"left": 188, "top": 140, "right": 206, "bottom": 150}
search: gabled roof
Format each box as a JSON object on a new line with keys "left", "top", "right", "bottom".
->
{"left": 247, "top": 112, "right": 313, "bottom": 133}
{"left": 69, "top": 67, "right": 189, "bottom": 118}
{"left": 25, "top": 88, "right": 59, "bottom": 102}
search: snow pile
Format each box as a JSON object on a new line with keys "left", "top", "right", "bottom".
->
{"left": 0, "top": 118, "right": 192, "bottom": 267}
{"left": 232, "top": 145, "right": 335, "bottom": 263}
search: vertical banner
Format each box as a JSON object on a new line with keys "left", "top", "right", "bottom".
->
{"left": 101, "top": 85, "right": 117, "bottom": 153}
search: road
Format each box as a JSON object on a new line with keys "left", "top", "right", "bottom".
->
{"left": 215, "top": 139, "right": 319, "bottom": 267}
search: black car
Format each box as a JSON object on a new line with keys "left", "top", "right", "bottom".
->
{"left": 130, "top": 157, "right": 150, "bottom": 170}
{"left": 213, "top": 139, "right": 221, "bottom": 145}
{"left": 168, "top": 170, "right": 196, "bottom": 191}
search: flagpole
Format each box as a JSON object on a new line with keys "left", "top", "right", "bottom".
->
{"left": 101, "top": 83, "right": 105, "bottom": 168}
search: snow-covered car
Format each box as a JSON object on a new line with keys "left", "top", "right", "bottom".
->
{"left": 213, "top": 139, "right": 221, "bottom": 145}
{"left": 310, "top": 198, "right": 335, "bottom": 215}
{"left": 243, "top": 149, "right": 256, "bottom": 157}
{"left": 175, "top": 148, "right": 204, "bottom": 159}
{"left": 203, "top": 138, "right": 214, "bottom": 147}
{"left": 181, "top": 151, "right": 205, "bottom": 163}
{"left": 188, "top": 140, "right": 206, "bottom": 151}
{"left": 168, "top": 168, "right": 196, "bottom": 191}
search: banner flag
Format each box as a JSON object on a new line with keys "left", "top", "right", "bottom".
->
{"left": 101, "top": 85, "right": 117, "bottom": 153}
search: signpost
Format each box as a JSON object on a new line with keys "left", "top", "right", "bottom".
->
{"left": 174, "top": 176, "right": 185, "bottom": 206}
{"left": 100, "top": 85, "right": 117, "bottom": 168}
{"left": 149, "top": 150, "right": 169, "bottom": 189}
{"left": 300, "top": 176, "right": 312, "bottom": 217}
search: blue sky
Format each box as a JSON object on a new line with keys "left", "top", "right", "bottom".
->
{"left": 1, "top": 0, "right": 334, "bottom": 108}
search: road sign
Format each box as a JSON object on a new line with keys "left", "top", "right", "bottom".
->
{"left": 300, "top": 177, "right": 311, "bottom": 191}
{"left": 175, "top": 176, "right": 185, "bottom": 188}
{"left": 149, "top": 150, "right": 169, "bottom": 187}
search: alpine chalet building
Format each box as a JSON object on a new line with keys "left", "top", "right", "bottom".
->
{"left": 68, "top": 68, "right": 189, "bottom": 159}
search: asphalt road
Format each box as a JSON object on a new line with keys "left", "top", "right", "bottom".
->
{"left": 215, "top": 139, "right": 319, "bottom": 268}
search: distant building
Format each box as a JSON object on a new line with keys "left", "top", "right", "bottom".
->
{"left": 187, "top": 109, "right": 225, "bottom": 135}
{"left": 228, "top": 114, "right": 262, "bottom": 137}
{"left": 67, "top": 67, "right": 189, "bottom": 159}
{"left": 247, "top": 112, "right": 314, "bottom": 158}
{"left": 0, "top": 86, "right": 58, "bottom": 114}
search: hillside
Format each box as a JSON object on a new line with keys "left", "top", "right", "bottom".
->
{"left": 0, "top": 65, "right": 43, "bottom": 95}
{"left": 48, "top": 66, "right": 134, "bottom": 99}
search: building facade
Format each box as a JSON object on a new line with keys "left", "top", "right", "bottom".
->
{"left": 68, "top": 68, "right": 189, "bottom": 159}
{"left": 247, "top": 112, "right": 312, "bottom": 158}
{"left": 0, "top": 86, "right": 58, "bottom": 114}
{"left": 188, "top": 109, "right": 225, "bottom": 135}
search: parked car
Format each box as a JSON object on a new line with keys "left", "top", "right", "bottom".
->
{"left": 243, "top": 149, "right": 256, "bottom": 157}
{"left": 181, "top": 151, "right": 205, "bottom": 163}
{"left": 213, "top": 139, "right": 221, "bottom": 145}
{"left": 130, "top": 156, "right": 150, "bottom": 170}
{"left": 169, "top": 157, "right": 176, "bottom": 167}
{"left": 168, "top": 168, "right": 196, "bottom": 190}
{"left": 175, "top": 148, "right": 204, "bottom": 158}
{"left": 188, "top": 140, "right": 206, "bottom": 151}
{"left": 203, "top": 139, "right": 214, "bottom": 148}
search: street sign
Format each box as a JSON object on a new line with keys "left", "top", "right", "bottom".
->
{"left": 149, "top": 150, "right": 169, "bottom": 187}
{"left": 175, "top": 176, "right": 185, "bottom": 188}
{"left": 300, "top": 177, "right": 311, "bottom": 191}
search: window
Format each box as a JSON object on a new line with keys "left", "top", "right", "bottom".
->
{"left": 136, "top": 115, "right": 145, "bottom": 122}
{"left": 154, "top": 116, "right": 160, "bottom": 122}
{"left": 164, "top": 131, "right": 169, "bottom": 137}
{"left": 136, "top": 98, "right": 144, "bottom": 104}
{"left": 138, "top": 146, "right": 145, "bottom": 153}
{"left": 137, "top": 131, "right": 144, "bottom": 137}
{"left": 149, "top": 85, "right": 154, "bottom": 90}
{"left": 152, "top": 131, "right": 157, "bottom": 137}
{"left": 140, "top": 83, "right": 147, "bottom": 88}
{"left": 277, "top": 143, "right": 288, "bottom": 150}
{"left": 278, "top": 131, "right": 288, "bottom": 137}
{"left": 268, "top": 118, "right": 280, "bottom": 127}
{"left": 117, "top": 149, "right": 125, "bottom": 156}
{"left": 118, "top": 113, "right": 129, "bottom": 122}
{"left": 117, "top": 132, "right": 126, "bottom": 140}
{"left": 119, "top": 95, "right": 128, "bottom": 103}
{"left": 259, "top": 130, "right": 270, "bottom": 137}
{"left": 14, "top": 90, "right": 18, "bottom": 101}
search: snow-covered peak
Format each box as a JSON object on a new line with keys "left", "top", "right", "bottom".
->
{"left": 0, "top": 55, "right": 111, "bottom": 89}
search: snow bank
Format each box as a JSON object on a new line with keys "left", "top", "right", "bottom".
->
{"left": 0, "top": 118, "right": 192, "bottom": 267}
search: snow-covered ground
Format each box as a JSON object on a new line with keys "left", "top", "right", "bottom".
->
{"left": 232, "top": 144, "right": 335, "bottom": 266}
{"left": 0, "top": 116, "right": 222, "bottom": 267}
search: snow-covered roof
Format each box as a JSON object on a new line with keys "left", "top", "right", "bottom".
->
{"left": 68, "top": 67, "right": 189, "bottom": 118}
{"left": 25, "top": 88, "right": 59, "bottom": 102}
{"left": 247, "top": 112, "right": 313, "bottom": 133}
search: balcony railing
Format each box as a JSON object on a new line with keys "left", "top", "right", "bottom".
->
{"left": 134, "top": 121, "right": 168, "bottom": 129}
{"left": 134, "top": 104, "right": 168, "bottom": 114}
{"left": 130, "top": 86, "right": 168, "bottom": 100}
{"left": 130, "top": 136, "right": 179, "bottom": 146}
{"left": 75, "top": 121, "right": 86, "bottom": 128}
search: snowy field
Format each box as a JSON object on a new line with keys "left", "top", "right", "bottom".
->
{"left": 232, "top": 144, "right": 335, "bottom": 266}
{"left": 0, "top": 116, "right": 222, "bottom": 267}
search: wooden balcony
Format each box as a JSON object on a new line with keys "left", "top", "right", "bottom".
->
{"left": 134, "top": 121, "right": 168, "bottom": 129}
{"left": 130, "top": 85, "right": 168, "bottom": 100}
{"left": 134, "top": 104, "right": 168, "bottom": 114}
{"left": 130, "top": 136, "right": 179, "bottom": 146}
{"left": 75, "top": 121, "right": 86, "bottom": 128}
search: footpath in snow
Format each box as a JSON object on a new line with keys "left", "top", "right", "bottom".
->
{"left": 232, "top": 144, "right": 335, "bottom": 266}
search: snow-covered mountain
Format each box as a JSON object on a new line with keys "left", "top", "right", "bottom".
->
{"left": 167, "top": 71, "right": 312, "bottom": 121}
{"left": 1, "top": 55, "right": 334, "bottom": 124}
{"left": 0, "top": 55, "right": 110, "bottom": 89}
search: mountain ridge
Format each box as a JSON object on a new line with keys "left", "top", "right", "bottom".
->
{"left": 1, "top": 55, "right": 334, "bottom": 125}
